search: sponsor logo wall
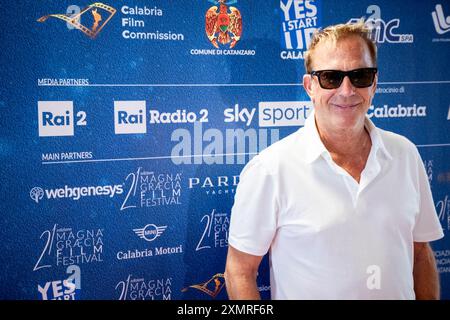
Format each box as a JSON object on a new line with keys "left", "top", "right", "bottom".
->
{"left": 0, "top": 0, "right": 449, "bottom": 299}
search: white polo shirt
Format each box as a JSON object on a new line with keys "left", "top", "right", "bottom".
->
{"left": 228, "top": 112, "right": 444, "bottom": 300}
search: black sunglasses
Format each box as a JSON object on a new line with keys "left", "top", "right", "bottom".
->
{"left": 310, "top": 67, "right": 378, "bottom": 89}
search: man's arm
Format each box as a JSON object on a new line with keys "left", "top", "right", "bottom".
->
{"left": 225, "top": 245, "right": 264, "bottom": 300}
{"left": 413, "top": 242, "right": 440, "bottom": 300}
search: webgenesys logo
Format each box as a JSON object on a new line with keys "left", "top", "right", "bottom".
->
{"left": 30, "top": 184, "right": 123, "bottom": 203}
{"left": 37, "top": 2, "right": 116, "bottom": 39}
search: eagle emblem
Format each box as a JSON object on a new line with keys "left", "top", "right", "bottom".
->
{"left": 205, "top": 0, "right": 242, "bottom": 48}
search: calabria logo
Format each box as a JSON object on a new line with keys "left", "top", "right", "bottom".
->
{"left": 205, "top": 0, "right": 242, "bottom": 48}
{"left": 37, "top": 2, "right": 116, "bottom": 39}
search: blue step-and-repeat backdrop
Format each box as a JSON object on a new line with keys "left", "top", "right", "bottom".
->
{"left": 0, "top": 0, "right": 449, "bottom": 300}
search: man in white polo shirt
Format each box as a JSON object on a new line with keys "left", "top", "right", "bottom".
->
{"left": 225, "top": 22, "right": 444, "bottom": 300}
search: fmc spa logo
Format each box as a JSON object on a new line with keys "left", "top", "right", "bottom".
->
{"left": 205, "top": 0, "right": 242, "bottom": 48}
{"left": 37, "top": 2, "right": 116, "bottom": 39}
{"left": 348, "top": 5, "right": 413, "bottom": 43}
{"left": 133, "top": 224, "right": 167, "bottom": 242}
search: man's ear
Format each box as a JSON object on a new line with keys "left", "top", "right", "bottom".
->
{"left": 303, "top": 74, "right": 314, "bottom": 99}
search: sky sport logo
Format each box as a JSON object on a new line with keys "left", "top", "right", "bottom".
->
{"left": 258, "top": 101, "right": 313, "bottom": 127}
{"left": 133, "top": 224, "right": 167, "bottom": 242}
{"left": 37, "top": 2, "right": 116, "bottom": 39}
{"left": 30, "top": 184, "right": 124, "bottom": 203}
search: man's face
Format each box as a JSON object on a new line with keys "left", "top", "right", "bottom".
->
{"left": 303, "top": 35, "right": 377, "bottom": 133}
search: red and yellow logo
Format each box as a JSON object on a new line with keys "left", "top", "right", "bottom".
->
{"left": 205, "top": 0, "right": 242, "bottom": 48}
{"left": 37, "top": 2, "right": 116, "bottom": 39}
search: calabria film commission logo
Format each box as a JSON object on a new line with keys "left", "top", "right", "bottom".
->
{"left": 37, "top": 2, "right": 116, "bottom": 39}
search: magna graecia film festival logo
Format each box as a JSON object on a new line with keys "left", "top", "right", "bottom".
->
{"left": 37, "top": 2, "right": 116, "bottom": 39}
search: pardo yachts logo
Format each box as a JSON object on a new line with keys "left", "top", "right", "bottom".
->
{"left": 189, "top": 175, "right": 239, "bottom": 196}
{"left": 114, "top": 101, "right": 147, "bottom": 134}
{"left": 133, "top": 224, "right": 167, "bottom": 242}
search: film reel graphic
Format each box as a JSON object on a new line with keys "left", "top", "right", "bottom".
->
{"left": 37, "top": 2, "right": 116, "bottom": 39}
{"left": 181, "top": 273, "right": 226, "bottom": 298}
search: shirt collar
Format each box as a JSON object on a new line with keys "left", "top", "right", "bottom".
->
{"left": 302, "top": 110, "right": 393, "bottom": 164}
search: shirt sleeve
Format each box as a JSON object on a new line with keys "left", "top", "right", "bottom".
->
{"left": 412, "top": 147, "right": 444, "bottom": 242}
{"left": 228, "top": 156, "right": 279, "bottom": 256}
